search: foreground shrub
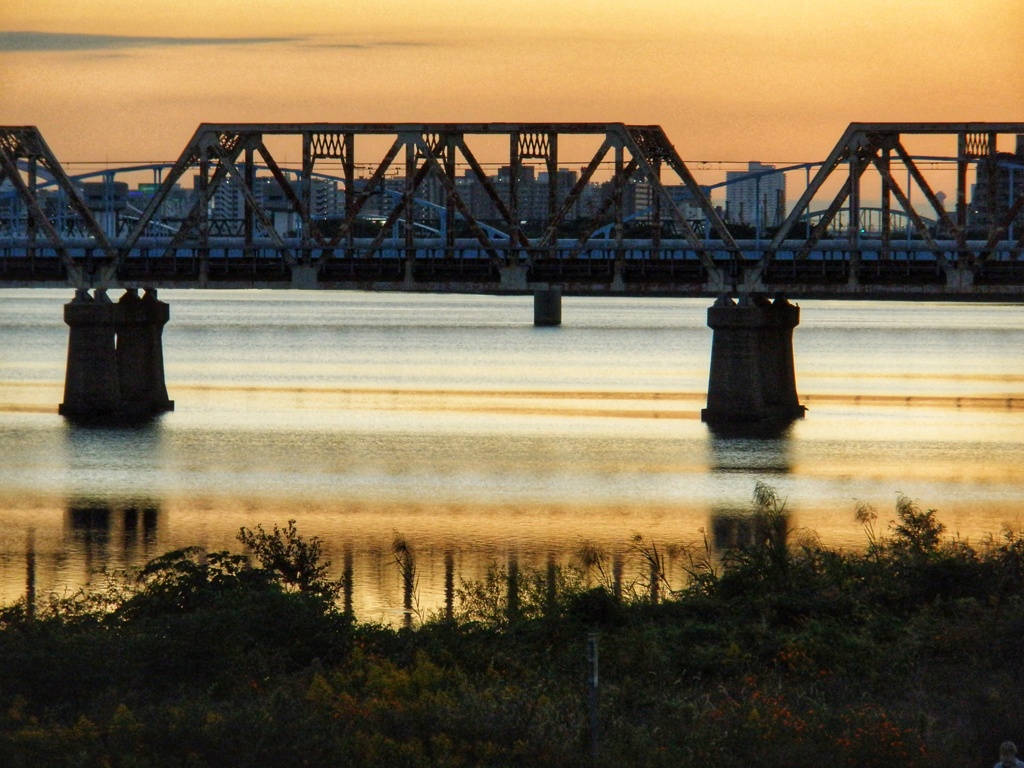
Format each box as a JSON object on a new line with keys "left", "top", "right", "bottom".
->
{"left": 1, "top": 495, "right": 1023, "bottom": 766}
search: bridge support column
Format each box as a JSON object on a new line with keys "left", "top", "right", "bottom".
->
{"left": 59, "top": 290, "right": 121, "bottom": 419}
{"left": 290, "top": 264, "right": 319, "bottom": 290}
{"left": 611, "top": 261, "right": 626, "bottom": 292}
{"left": 116, "top": 288, "right": 174, "bottom": 416}
{"left": 534, "top": 288, "right": 561, "bottom": 327}
{"left": 945, "top": 266, "right": 975, "bottom": 291}
{"left": 701, "top": 295, "right": 805, "bottom": 429}
{"left": 498, "top": 264, "right": 528, "bottom": 291}
{"left": 59, "top": 288, "right": 173, "bottom": 422}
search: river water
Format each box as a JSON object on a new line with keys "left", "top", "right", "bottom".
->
{"left": 1, "top": 289, "right": 1022, "bottom": 622}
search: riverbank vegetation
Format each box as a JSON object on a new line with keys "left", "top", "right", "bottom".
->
{"left": 2, "top": 484, "right": 1022, "bottom": 766}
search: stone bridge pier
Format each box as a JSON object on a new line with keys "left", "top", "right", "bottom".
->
{"left": 533, "top": 287, "right": 562, "bottom": 327}
{"left": 59, "top": 288, "right": 174, "bottom": 422}
{"left": 701, "top": 295, "right": 805, "bottom": 429}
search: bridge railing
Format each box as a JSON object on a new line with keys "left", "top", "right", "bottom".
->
{"left": 4, "top": 236, "right": 1021, "bottom": 294}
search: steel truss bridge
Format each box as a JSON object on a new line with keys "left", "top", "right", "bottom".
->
{"left": 2, "top": 122, "right": 1023, "bottom": 298}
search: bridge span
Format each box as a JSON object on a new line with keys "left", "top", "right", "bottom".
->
{"left": 2, "top": 121, "right": 1023, "bottom": 298}
{"left": 2, "top": 121, "right": 1021, "bottom": 426}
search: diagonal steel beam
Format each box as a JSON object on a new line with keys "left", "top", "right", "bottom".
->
{"left": 256, "top": 142, "right": 327, "bottom": 247}
{"left": 795, "top": 177, "right": 853, "bottom": 260}
{"left": 620, "top": 126, "right": 717, "bottom": 270}
{"left": 103, "top": 128, "right": 248, "bottom": 284}
{"left": 0, "top": 128, "right": 115, "bottom": 253}
{"left": 36, "top": 170, "right": 115, "bottom": 255}
{"left": 787, "top": 132, "right": 876, "bottom": 261}
{"left": 413, "top": 135, "right": 503, "bottom": 261}
{"left": 112, "top": 128, "right": 206, "bottom": 269}
{"left": 154, "top": 149, "right": 233, "bottom": 260}
{"left": 361, "top": 149, "right": 435, "bottom": 256}
{"left": 566, "top": 157, "right": 640, "bottom": 260}
{"left": 979, "top": 191, "right": 1024, "bottom": 260}
{"left": 207, "top": 135, "right": 297, "bottom": 267}
{"left": 1, "top": 127, "right": 119, "bottom": 286}
{"left": 765, "top": 126, "right": 859, "bottom": 259}
{"left": 626, "top": 125, "right": 739, "bottom": 263}
{"left": 456, "top": 139, "right": 530, "bottom": 251}
{"left": 0, "top": 146, "right": 84, "bottom": 285}
{"left": 324, "top": 138, "right": 404, "bottom": 250}
{"left": 533, "top": 139, "right": 611, "bottom": 251}
{"left": 870, "top": 154, "right": 951, "bottom": 267}
{"left": 1014, "top": 224, "right": 1024, "bottom": 261}
{"left": 893, "top": 140, "right": 966, "bottom": 254}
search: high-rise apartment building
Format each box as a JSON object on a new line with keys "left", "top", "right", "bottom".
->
{"left": 969, "top": 134, "right": 1024, "bottom": 233}
{"left": 725, "top": 162, "right": 786, "bottom": 230}
{"left": 194, "top": 174, "right": 339, "bottom": 230}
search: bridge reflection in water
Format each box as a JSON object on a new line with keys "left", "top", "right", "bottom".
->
{"left": 10, "top": 502, "right": 789, "bottom": 626}
{"left": 64, "top": 501, "right": 160, "bottom": 587}
{"left": 67, "top": 502, "right": 159, "bottom": 555}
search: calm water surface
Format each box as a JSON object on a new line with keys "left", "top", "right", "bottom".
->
{"left": 1, "top": 289, "right": 1022, "bottom": 622}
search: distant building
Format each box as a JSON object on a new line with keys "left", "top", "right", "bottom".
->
{"left": 78, "top": 180, "right": 129, "bottom": 236}
{"left": 495, "top": 165, "right": 548, "bottom": 222}
{"left": 969, "top": 134, "right": 1024, "bottom": 234}
{"left": 191, "top": 174, "right": 339, "bottom": 232}
{"left": 628, "top": 182, "right": 709, "bottom": 229}
{"left": 725, "top": 162, "right": 786, "bottom": 230}
{"left": 198, "top": 173, "right": 243, "bottom": 220}
{"left": 665, "top": 184, "right": 711, "bottom": 224}
{"left": 537, "top": 169, "right": 582, "bottom": 221}
{"left": 132, "top": 183, "right": 190, "bottom": 222}
{"left": 259, "top": 177, "right": 339, "bottom": 231}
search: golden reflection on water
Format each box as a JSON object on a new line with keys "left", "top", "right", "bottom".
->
{"left": 802, "top": 393, "right": 1023, "bottom": 411}
{"left": 3, "top": 493, "right": 1024, "bottom": 625}
{"left": 170, "top": 384, "right": 708, "bottom": 421}
{"left": 1, "top": 390, "right": 1023, "bottom": 623}
{"left": 790, "top": 458, "right": 1022, "bottom": 485}
{"left": 174, "top": 385, "right": 707, "bottom": 401}
{"left": 0, "top": 494, "right": 720, "bottom": 621}
{"left": 1, "top": 386, "right": 1023, "bottom": 420}
{"left": 0, "top": 404, "right": 57, "bottom": 414}
{"left": 807, "top": 372, "right": 1024, "bottom": 383}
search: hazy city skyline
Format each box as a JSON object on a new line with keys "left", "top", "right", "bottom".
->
{"left": 2, "top": 0, "right": 1022, "bottom": 165}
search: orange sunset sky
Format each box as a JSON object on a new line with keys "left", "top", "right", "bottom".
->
{"left": 1, "top": 0, "right": 1022, "bottom": 165}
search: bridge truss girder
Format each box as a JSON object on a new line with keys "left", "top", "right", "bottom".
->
{"left": 90, "top": 122, "right": 738, "bottom": 291}
{"left": 3, "top": 122, "right": 1024, "bottom": 294}
{"left": 750, "top": 123, "right": 1024, "bottom": 285}
{"left": 0, "top": 126, "right": 118, "bottom": 285}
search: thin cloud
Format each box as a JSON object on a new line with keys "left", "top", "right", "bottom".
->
{"left": 303, "top": 40, "right": 437, "bottom": 50}
{"left": 0, "top": 31, "right": 299, "bottom": 52}
{"left": 306, "top": 43, "right": 368, "bottom": 49}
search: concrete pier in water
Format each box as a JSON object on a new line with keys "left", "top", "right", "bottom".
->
{"left": 53, "top": 287, "right": 807, "bottom": 428}
{"left": 701, "top": 295, "right": 805, "bottom": 429}
{"left": 59, "top": 288, "right": 174, "bottom": 422}
{"left": 533, "top": 288, "right": 562, "bottom": 327}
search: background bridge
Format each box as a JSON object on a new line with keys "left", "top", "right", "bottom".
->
{"left": 2, "top": 122, "right": 1023, "bottom": 298}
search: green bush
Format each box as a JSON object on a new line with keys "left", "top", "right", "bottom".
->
{"left": 2, "top": 495, "right": 1024, "bottom": 766}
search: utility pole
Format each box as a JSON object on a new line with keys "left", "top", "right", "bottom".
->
{"left": 586, "top": 633, "right": 599, "bottom": 762}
